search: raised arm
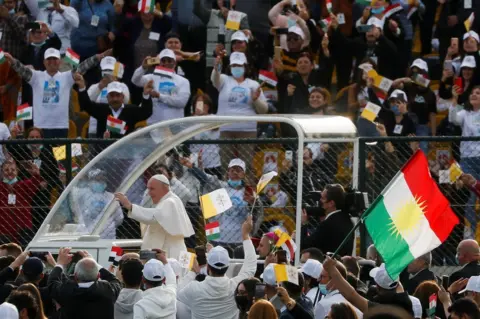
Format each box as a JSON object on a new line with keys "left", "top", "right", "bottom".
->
{"left": 232, "top": 216, "right": 257, "bottom": 286}
{"left": 5, "top": 53, "right": 33, "bottom": 82}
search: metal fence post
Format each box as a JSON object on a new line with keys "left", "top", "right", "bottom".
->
{"left": 357, "top": 137, "right": 368, "bottom": 257}
{"left": 65, "top": 142, "right": 72, "bottom": 185}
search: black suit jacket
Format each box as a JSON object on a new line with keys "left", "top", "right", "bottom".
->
{"left": 302, "top": 211, "right": 354, "bottom": 256}
{"left": 78, "top": 89, "right": 153, "bottom": 138}
{"left": 449, "top": 261, "right": 480, "bottom": 286}
{"left": 48, "top": 266, "right": 122, "bottom": 319}
{"left": 405, "top": 268, "right": 436, "bottom": 295}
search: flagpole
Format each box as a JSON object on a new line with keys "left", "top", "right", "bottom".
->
{"left": 249, "top": 195, "right": 258, "bottom": 216}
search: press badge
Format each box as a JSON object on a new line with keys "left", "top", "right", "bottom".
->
{"left": 8, "top": 194, "right": 16, "bottom": 205}
{"left": 337, "top": 13, "right": 346, "bottom": 25}
{"left": 394, "top": 124, "right": 403, "bottom": 134}
{"left": 149, "top": 32, "right": 160, "bottom": 41}
{"left": 91, "top": 15, "right": 100, "bottom": 27}
{"left": 465, "top": 0, "right": 472, "bottom": 9}
{"left": 48, "top": 78, "right": 56, "bottom": 89}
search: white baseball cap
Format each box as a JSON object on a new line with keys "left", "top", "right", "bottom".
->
{"left": 44, "top": 48, "right": 60, "bottom": 59}
{"left": 229, "top": 52, "right": 247, "bottom": 66}
{"left": 300, "top": 259, "right": 323, "bottom": 279}
{"left": 151, "top": 174, "right": 170, "bottom": 186}
{"left": 459, "top": 275, "right": 480, "bottom": 294}
{"left": 207, "top": 246, "right": 230, "bottom": 269}
{"left": 411, "top": 58, "right": 429, "bottom": 72}
{"left": 231, "top": 30, "right": 249, "bottom": 43}
{"left": 367, "top": 17, "right": 384, "bottom": 29}
{"left": 228, "top": 158, "right": 246, "bottom": 171}
{"left": 0, "top": 302, "right": 19, "bottom": 319}
{"left": 464, "top": 30, "right": 480, "bottom": 43}
{"left": 261, "top": 263, "right": 278, "bottom": 286}
{"left": 106, "top": 81, "right": 124, "bottom": 94}
{"left": 288, "top": 26, "right": 305, "bottom": 39}
{"left": 143, "top": 259, "right": 165, "bottom": 281}
{"left": 100, "top": 56, "right": 117, "bottom": 71}
{"left": 409, "top": 296, "right": 423, "bottom": 319}
{"left": 461, "top": 55, "right": 477, "bottom": 69}
{"left": 388, "top": 89, "right": 407, "bottom": 102}
{"left": 369, "top": 263, "right": 398, "bottom": 290}
{"left": 158, "top": 49, "right": 176, "bottom": 61}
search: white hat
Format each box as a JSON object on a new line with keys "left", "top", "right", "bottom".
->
{"left": 100, "top": 56, "right": 117, "bottom": 71}
{"left": 461, "top": 55, "right": 477, "bottom": 69}
{"left": 0, "top": 302, "right": 19, "bottom": 319}
{"left": 143, "top": 259, "right": 165, "bottom": 281}
{"left": 158, "top": 49, "right": 176, "bottom": 61}
{"left": 44, "top": 48, "right": 60, "bottom": 59}
{"left": 367, "top": 17, "right": 384, "bottom": 29}
{"left": 388, "top": 89, "right": 407, "bottom": 102}
{"left": 106, "top": 81, "right": 124, "bottom": 94}
{"left": 207, "top": 246, "right": 230, "bottom": 269}
{"left": 167, "top": 258, "right": 184, "bottom": 277}
{"left": 300, "top": 259, "right": 323, "bottom": 279}
{"left": 261, "top": 263, "right": 277, "bottom": 286}
{"left": 151, "top": 174, "right": 170, "bottom": 186}
{"left": 463, "top": 30, "right": 480, "bottom": 43}
{"left": 229, "top": 52, "right": 247, "bottom": 66}
{"left": 288, "top": 26, "right": 305, "bottom": 39}
{"left": 409, "top": 296, "right": 423, "bottom": 319}
{"left": 228, "top": 158, "right": 246, "bottom": 171}
{"left": 231, "top": 30, "right": 249, "bottom": 43}
{"left": 87, "top": 168, "right": 105, "bottom": 180}
{"left": 369, "top": 263, "right": 398, "bottom": 290}
{"left": 459, "top": 275, "right": 480, "bottom": 294}
{"left": 411, "top": 58, "right": 429, "bottom": 72}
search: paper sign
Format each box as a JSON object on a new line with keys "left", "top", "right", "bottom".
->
{"left": 8, "top": 194, "right": 16, "bottom": 205}
{"left": 53, "top": 144, "right": 83, "bottom": 161}
{"left": 225, "top": 10, "right": 241, "bottom": 30}
{"left": 337, "top": 13, "right": 346, "bottom": 25}
{"left": 361, "top": 102, "right": 381, "bottom": 122}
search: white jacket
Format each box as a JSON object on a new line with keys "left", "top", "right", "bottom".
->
{"left": 176, "top": 239, "right": 257, "bottom": 319}
{"left": 134, "top": 263, "right": 177, "bottom": 319}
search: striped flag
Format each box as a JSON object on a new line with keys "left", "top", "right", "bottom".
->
{"left": 326, "top": 0, "right": 332, "bottom": 12}
{"left": 109, "top": 246, "right": 123, "bottom": 266}
{"left": 274, "top": 229, "right": 297, "bottom": 262}
{"left": 106, "top": 115, "right": 127, "bottom": 135}
{"left": 465, "top": 12, "right": 475, "bottom": 31}
{"left": 205, "top": 221, "right": 220, "bottom": 241}
{"left": 361, "top": 102, "right": 381, "bottom": 122}
{"left": 154, "top": 66, "right": 174, "bottom": 78}
{"left": 320, "top": 17, "right": 332, "bottom": 32}
{"left": 16, "top": 103, "right": 33, "bottom": 121}
{"left": 138, "top": 0, "right": 155, "bottom": 13}
{"left": 64, "top": 48, "right": 80, "bottom": 67}
{"left": 113, "top": 62, "right": 124, "bottom": 79}
{"left": 375, "top": 89, "right": 387, "bottom": 104}
{"left": 383, "top": 3, "right": 403, "bottom": 18}
{"left": 0, "top": 49, "right": 5, "bottom": 64}
{"left": 259, "top": 70, "right": 278, "bottom": 87}
{"left": 273, "top": 264, "right": 299, "bottom": 285}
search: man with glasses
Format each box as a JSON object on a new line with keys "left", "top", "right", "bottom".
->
{"left": 301, "top": 184, "right": 355, "bottom": 257}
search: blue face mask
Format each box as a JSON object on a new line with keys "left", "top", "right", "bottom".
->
{"left": 391, "top": 105, "right": 401, "bottom": 116}
{"left": 90, "top": 181, "right": 107, "bottom": 193}
{"left": 31, "top": 41, "right": 46, "bottom": 47}
{"left": 227, "top": 179, "right": 242, "bottom": 188}
{"left": 231, "top": 66, "right": 245, "bottom": 79}
{"left": 319, "top": 284, "right": 329, "bottom": 295}
{"left": 371, "top": 6, "right": 385, "bottom": 14}
{"left": 8, "top": 9, "right": 15, "bottom": 15}
{"left": 3, "top": 177, "right": 18, "bottom": 185}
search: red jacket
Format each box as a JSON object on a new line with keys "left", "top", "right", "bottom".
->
{"left": 0, "top": 176, "right": 43, "bottom": 239}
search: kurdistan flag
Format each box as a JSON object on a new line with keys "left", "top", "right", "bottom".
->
{"left": 106, "top": 115, "right": 127, "bottom": 134}
{"left": 365, "top": 150, "right": 459, "bottom": 280}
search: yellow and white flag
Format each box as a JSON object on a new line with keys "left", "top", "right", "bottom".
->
{"left": 178, "top": 251, "right": 196, "bottom": 270}
{"left": 273, "top": 264, "right": 299, "bottom": 285}
{"left": 368, "top": 69, "right": 393, "bottom": 92}
{"left": 226, "top": 10, "right": 242, "bottom": 30}
{"left": 449, "top": 161, "right": 463, "bottom": 183}
{"left": 200, "top": 188, "right": 233, "bottom": 219}
{"left": 361, "top": 102, "right": 381, "bottom": 123}
{"left": 465, "top": 13, "right": 475, "bottom": 31}
{"left": 257, "top": 171, "right": 278, "bottom": 193}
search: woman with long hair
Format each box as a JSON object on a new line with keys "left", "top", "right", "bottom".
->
{"left": 235, "top": 278, "right": 261, "bottom": 319}
{"left": 413, "top": 280, "right": 447, "bottom": 319}
{"left": 326, "top": 303, "right": 359, "bottom": 319}
{"left": 248, "top": 299, "right": 278, "bottom": 319}
{"left": 16, "top": 283, "right": 47, "bottom": 319}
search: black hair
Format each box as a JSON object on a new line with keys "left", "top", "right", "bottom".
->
{"left": 303, "top": 273, "right": 319, "bottom": 289}
{"left": 121, "top": 259, "right": 143, "bottom": 288}
{"left": 282, "top": 272, "right": 304, "bottom": 299}
{"left": 464, "top": 85, "right": 480, "bottom": 111}
{"left": 0, "top": 255, "right": 15, "bottom": 270}
{"left": 8, "top": 290, "right": 39, "bottom": 319}
{"left": 23, "top": 272, "right": 43, "bottom": 284}
{"left": 301, "top": 248, "right": 325, "bottom": 262}
{"left": 325, "top": 184, "right": 346, "bottom": 210}
{"left": 144, "top": 279, "right": 163, "bottom": 288}
{"left": 208, "top": 264, "right": 229, "bottom": 276}
{"left": 164, "top": 31, "right": 181, "bottom": 42}
{"left": 372, "top": 292, "right": 414, "bottom": 316}
{"left": 448, "top": 298, "right": 480, "bottom": 319}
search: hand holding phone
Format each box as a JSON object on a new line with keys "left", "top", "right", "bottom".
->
{"left": 147, "top": 57, "right": 160, "bottom": 66}
{"left": 139, "top": 250, "right": 157, "bottom": 261}
{"left": 254, "top": 283, "right": 267, "bottom": 299}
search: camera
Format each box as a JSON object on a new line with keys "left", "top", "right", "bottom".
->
{"left": 344, "top": 187, "right": 369, "bottom": 217}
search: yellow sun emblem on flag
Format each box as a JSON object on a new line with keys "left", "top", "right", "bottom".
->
{"left": 388, "top": 196, "right": 427, "bottom": 238}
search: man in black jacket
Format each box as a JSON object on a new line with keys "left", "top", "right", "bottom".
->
{"left": 449, "top": 239, "right": 480, "bottom": 289}
{"left": 403, "top": 252, "right": 436, "bottom": 295}
{"left": 301, "top": 184, "right": 354, "bottom": 257}
{"left": 48, "top": 248, "right": 122, "bottom": 319}
{"left": 75, "top": 73, "right": 154, "bottom": 138}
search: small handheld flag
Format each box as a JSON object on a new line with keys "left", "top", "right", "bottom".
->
{"left": 106, "top": 115, "right": 127, "bottom": 135}
{"left": 273, "top": 264, "right": 299, "bottom": 285}
{"left": 178, "top": 251, "right": 196, "bottom": 270}
{"left": 205, "top": 221, "right": 220, "bottom": 241}
{"left": 16, "top": 104, "right": 33, "bottom": 121}
{"left": 257, "top": 171, "right": 278, "bottom": 194}
{"left": 200, "top": 188, "right": 233, "bottom": 219}
{"left": 64, "top": 48, "right": 80, "bottom": 67}
{"left": 361, "top": 102, "right": 381, "bottom": 123}
{"left": 109, "top": 246, "right": 123, "bottom": 266}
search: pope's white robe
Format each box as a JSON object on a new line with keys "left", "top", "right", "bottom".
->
{"left": 129, "top": 191, "right": 194, "bottom": 259}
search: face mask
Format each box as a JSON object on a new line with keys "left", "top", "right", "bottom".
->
{"left": 102, "top": 71, "right": 113, "bottom": 78}
{"left": 31, "top": 41, "right": 46, "bottom": 47}
{"left": 28, "top": 144, "right": 43, "bottom": 151}
{"left": 371, "top": 6, "right": 385, "bottom": 14}
{"left": 319, "top": 284, "right": 329, "bottom": 295}
{"left": 228, "top": 179, "right": 242, "bottom": 188}
{"left": 391, "top": 105, "right": 401, "bottom": 116}
{"left": 9, "top": 9, "right": 15, "bottom": 15}
{"left": 235, "top": 295, "right": 250, "bottom": 312}
{"left": 3, "top": 177, "right": 18, "bottom": 185}
{"left": 90, "top": 181, "right": 107, "bottom": 193}
{"left": 231, "top": 66, "right": 245, "bottom": 79}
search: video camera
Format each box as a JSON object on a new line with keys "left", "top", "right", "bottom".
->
{"left": 344, "top": 187, "right": 369, "bottom": 217}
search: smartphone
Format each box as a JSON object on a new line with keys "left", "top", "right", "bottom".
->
{"left": 276, "top": 28, "right": 289, "bottom": 35}
{"left": 442, "top": 275, "right": 449, "bottom": 291}
{"left": 195, "top": 246, "right": 207, "bottom": 266}
{"left": 444, "top": 59, "right": 453, "bottom": 71}
{"left": 357, "top": 24, "right": 373, "bottom": 33}
{"left": 276, "top": 250, "right": 287, "bottom": 264}
{"left": 29, "top": 251, "right": 48, "bottom": 261}
{"left": 455, "top": 77, "right": 464, "bottom": 94}
{"left": 285, "top": 150, "right": 293, "bottom": 162}
{"left": 147, "top": 57, "right": 160, "bottom": 66}
{"left": 139, "top": 250, "right": 157, "bottom": 261}
{"left": 451, "top": 37, "right": 459, "bottom": 49}
{"left": 254, "top": 283, "right": 266, "bottom": 299}
{"left": 217, "top": 34, "right": 226, "bottom": 44}
{"left": 195, "top": 101, "right": 204, "bottom": 114}
{"left": 274, "top": 46, "right": 283, "bottom": 61}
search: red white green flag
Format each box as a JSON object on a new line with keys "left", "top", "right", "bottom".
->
{"left": 64, "top": 48, "right": 80, "bottom": 66}
{"left": 16, "top": 103, "right": 33, "bottom": 121}
{"left": 138, "top": 0, "right": 155, "bottom": 13}
{"left": 106, "top": 115, "right": 127, "bottom": 135}
{"left": 365, "top": 151, "right": 459, "bottom": 280}
{"left": 205, "top": 221, "right": 220, "bottom": 241}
